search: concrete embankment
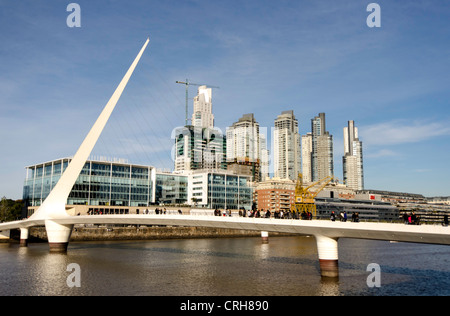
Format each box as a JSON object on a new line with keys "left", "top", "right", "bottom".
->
{"left": 9, "top": 225, "right": 293, "bottom": 242}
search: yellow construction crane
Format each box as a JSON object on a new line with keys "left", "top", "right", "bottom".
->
{"left": 291, "top": 173, "right": 334, "bottom": 217}
{"left": 176, "top": 79, "right": 219, "bottom": 126}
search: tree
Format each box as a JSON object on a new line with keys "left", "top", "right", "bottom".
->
{"left": 0, "top": 197, "right": 24, "bottom": 222}
{"left": 191, "top": 197, "right": 199, "bottom": 207}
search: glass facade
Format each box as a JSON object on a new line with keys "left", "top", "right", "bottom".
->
{"left": 189, "top": 172, "right": 252, "bottom": 210}
{"left": 155, "top": 173, "right": 188, "bottom": 205}
{"left": 23, "top": 159, "right": 254, "bottom": 212}
{"left": 23, "top": 159, "right": 69, "bottom": 208}
{"left": 23, "top": 158, "right": 153, "bottom": 208}
{"left": 208, "top": 174, "right": 252, "bottom": 210}
{"left": 174, "top": 125, "right": 227, "bottom": 172}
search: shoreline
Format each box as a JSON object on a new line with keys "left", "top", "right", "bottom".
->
{"left": 5, "top": 226, "right": 295, "bottom": 243}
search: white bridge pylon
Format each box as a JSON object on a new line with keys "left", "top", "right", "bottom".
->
{"left": 24, "top": 38, "right": 150, "bottom": 252}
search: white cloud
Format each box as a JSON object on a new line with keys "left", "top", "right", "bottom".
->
{"left": 413, "top": 168, "right": 432, "bottom": 173}
{"left": 360, "top": 119, "right": 450, "bottom": 146}
{"left": 365, "top": 149, "right": 399, "bottom": 158}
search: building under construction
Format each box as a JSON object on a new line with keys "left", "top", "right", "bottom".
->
{"left": 227, "top": 158, "right": 261, "bottom": 182}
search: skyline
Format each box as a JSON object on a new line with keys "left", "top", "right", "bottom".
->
{"left": 1, "top": 0, "right": 450, "bottom": 198}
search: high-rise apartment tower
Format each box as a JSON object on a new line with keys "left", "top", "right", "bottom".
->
{"left": 343, "top": 120, "right": 364, "bottom": 190}
{"left": 226, "top": 113, "right": 260, "bottom": 163}
{"left": 174, "top": 86, "right": 226, "bottom": 172}
{"left": 301, "top": 132, "right": 313, "bottom": 183}
{"left": 226, "top": 113, "right": 262, "bottom": 181}
{"left": 192, "top": 86, "right": 214, "bottom": 129}
{"left": 311, "top": 113, "right": 334, "bottom": 181}
{"left": 273, "top": 110, "right": 301, "bottom": 181}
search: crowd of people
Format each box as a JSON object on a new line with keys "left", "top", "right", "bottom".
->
{"left": 330, "top": 210, "right": 360, "bottom": 222}
{"left": 85, "top": 206, "right": 450, "bottom": 226}
{"left": 403, "top": 211, "right": 421, "bottom": 225}
{"left": 213, "top": 208, "right": 314, "bottom": 220}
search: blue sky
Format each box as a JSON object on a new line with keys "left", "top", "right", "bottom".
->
{"left": 0, "top": 0, "right": 449, "bottom": 199}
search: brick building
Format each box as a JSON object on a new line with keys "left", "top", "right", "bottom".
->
{"left": 254, "top": 177, "right": 296, "bottom": 212}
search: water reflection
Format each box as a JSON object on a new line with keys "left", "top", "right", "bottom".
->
{"left": 259, "top": 243, "right": 270, "bottom": 260}
{"left": 34, "top": 253, "right": 70, "bottom": 295}
{"left": 1, "top": 237, "right": 450, "bottom": 296}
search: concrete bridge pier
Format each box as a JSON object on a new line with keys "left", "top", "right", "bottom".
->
{"left": 20, "top": 228, "right": 29, "bottom": 247}
{"left": 45, "top": 220, "right": 73, "bottom": 253}
{"left": 314, "top": 235, "right": 339, "bottom": 278}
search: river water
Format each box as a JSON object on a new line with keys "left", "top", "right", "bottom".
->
{"left": 1, "top": 236, "right": 450, "bottom": 296}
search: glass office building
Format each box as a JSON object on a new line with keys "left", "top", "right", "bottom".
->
{"left": 188, "top": 171, "right": 253, "bottom": 210}
{"left": 23, "top": 158, "right": 253, "bottom": 215}
{"left": 155, "top": 172, "right": 188, "bottom": 205}
{"left": 23, "top": 158, "right": 154, "bottom": 209}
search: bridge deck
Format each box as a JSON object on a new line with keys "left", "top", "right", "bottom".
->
{"left": 2, "top": 214, "right": 449, "bottom": 245}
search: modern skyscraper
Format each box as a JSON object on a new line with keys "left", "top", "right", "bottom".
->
{"left": 273, "top": 110, "right": 301, "bottom": 181}
{"left": 311, "top": 113, "right": 334, "bottom": 181}
{"left": 174, "top": 125, "right": 226, "bottom": 172}
{"left": 174, "top": 86, "right": 226, "bottom": 172}
{"left": 226, "top": 113, "right": 260, "bottom": 163}
{"left": 301, "top": 132, "right": 313, "bottom": 183}
{"left": 192, "top": 85, "right": 214, "bottom": 128}
{"left": 226, "top": 113, "right": 269, "bottom": 182}
{"left": 343, "top": 120, "right": 364, "bottom": 190}
{"left": 259, "top": 133, "right": 270, "bottom": 181}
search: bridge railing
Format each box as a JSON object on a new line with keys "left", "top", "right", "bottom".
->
{"left": 78, "top": 207, "right": 450, "bottom": 226}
